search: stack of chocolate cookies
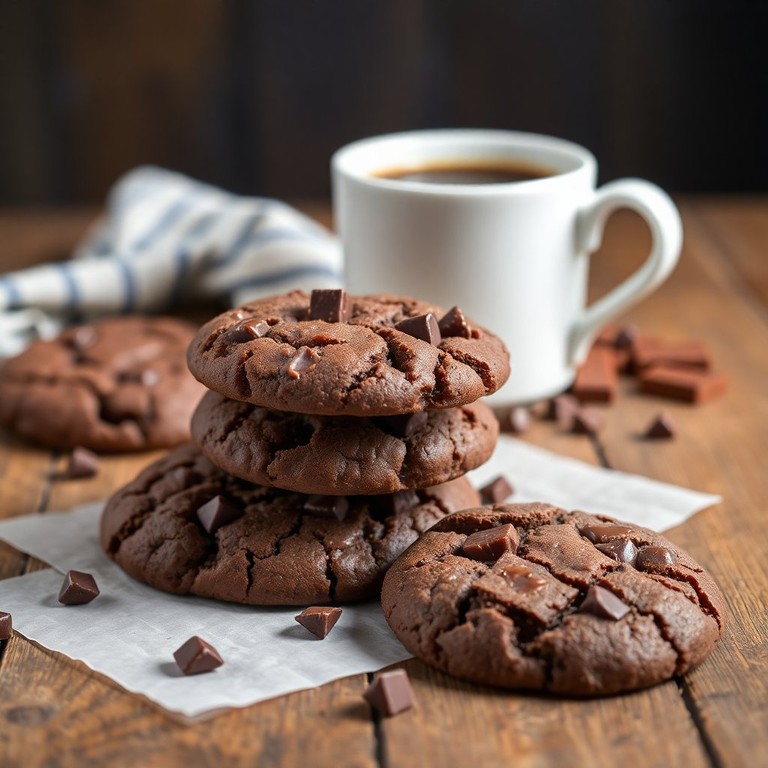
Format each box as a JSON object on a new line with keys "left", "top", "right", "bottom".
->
{"left": 101, "top": 290, "right": 510, "bottom": 605}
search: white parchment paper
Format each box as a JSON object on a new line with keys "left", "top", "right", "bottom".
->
{"left": 0, "top": 437, "right": 721, "bottom": 718}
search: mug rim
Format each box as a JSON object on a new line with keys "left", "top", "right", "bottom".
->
{"left": 331, "top": 128, "right": 597, "bottom": 196}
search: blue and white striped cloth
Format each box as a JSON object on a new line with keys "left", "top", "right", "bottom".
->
{"left": 0, "top": 167, "right": 342, "bottom": 357}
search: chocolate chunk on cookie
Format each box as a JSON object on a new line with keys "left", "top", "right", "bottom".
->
{"left": 381, "top": 504, "right": 725, "bottom": 696}
{"left": 186, "top": 291, "right": 510, "bottom": 416}
{"left": 0, "top": 316, "right": 205, "bottom": 451}
{"left": 191, "top": 390, "right": 498, "bottom": 496}
{"left": 101, "top": 445, "right": 480, "bottom": 605}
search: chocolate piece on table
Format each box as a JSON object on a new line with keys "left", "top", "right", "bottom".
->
{"left": 375, "top": 411, "right": 428, "bottom": 438}
{"left": 363, "top": 669, "right": 415, "bottom": 717}
{"left": 309, "top": 289, "right": 349, "bottom": 323}
{"left": 505, "top": 407, "right": 530, "bottom": 434}
{"left": 295, "top": 606, "right": 343, "bottom": 639}
{"left": 65, "top": 446, "right": 100, "bottom": 479}
{"left": 395, "top": 313, "right": 442, "bottom": 346}
{"left": 497, "top": 565, "right": 548, "bottom": 593}
{"left": 632, "top": 336, "right": 711, "bottom": 371}
{"left": 639, "top": 365, "right": 728, "bottom": 404}
{"left": 173, "top": 636, "right": 224, "bottom": 675}
{"left": 196, "top": 495, "right": 243, "bottom": 534}
{"left": 580, "top": 523, "right": 635, "bottom": 543}
{"left": 58, "top": 570, "right": 100, "bottom": 605}
{"left": 462, "top": 523, "right": 518, "bottom": 561}
{"left": 0, "top": 611, "right": 12, "bottom": 641}
{"left": 579, "top": 585, "right": 631, "bottom": 621}
{"left": 571, "top": 407, "right": 604, "bottom": 435}
{"left": 644, "top": 412, "right": 677, "bottom": 439}
{"left": 304, "top": 494, "right": 349, "bottom": 521}
{"left": 596, "top": 538, "right": 638, "bottom": 565}
{"left": 287, "top": 347, "right": 320, "bottom": 379}
{"left": 544, "top": 394, "right": 579, "bottom": 430}
{"left": 479, "top": 475, "right": 514, "bottom": 504}
{"left": 636, "top": 545, "right": 678, "bottom": 570}
{"left": 572, "top": 346, "right": 617, "bottom": 403}
{"left": 437, "top": 306, "right": 472, "bottom": 339}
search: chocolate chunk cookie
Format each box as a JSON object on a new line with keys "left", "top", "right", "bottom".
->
{"left": 191, "top": 390, "right": 499, "bottom": 496}
{"left": 186, "top": 291, "right": 510, "bottom": 416}
{"left": 381, "top": 504, "right": 725, "bottom": 696}
{"left": 101, "top": 444, "right": 480, "bottom": 605}
{"left": 0, "top": 317, "right": 206, "bottom": 452}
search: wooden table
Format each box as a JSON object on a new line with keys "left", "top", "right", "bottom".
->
{"left": 0, "top": 201, "right": 766, "bottom": 768}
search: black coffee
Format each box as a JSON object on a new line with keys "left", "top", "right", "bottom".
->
{"left": 374, "top": 161, "right": 555, "bottom": 185}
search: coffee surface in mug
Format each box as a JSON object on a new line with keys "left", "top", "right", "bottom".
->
{"left": 373, "top": 160, "right": 556, "bottom": 185}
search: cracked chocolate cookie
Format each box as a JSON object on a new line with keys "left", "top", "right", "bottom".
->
{"left": 186, "top": 290, "right": 510, "bottom": 416}
{"left": 101, "top": 444, "right": 480, "bottom": 605}
{"left": 381, "top": 504, "right": 726, "bottom": 696}
{"left": 0, "top": 316, "right": 206, "bottom": 452}
{"left": 190, "top": 390, "right": 499, "bottom": 496}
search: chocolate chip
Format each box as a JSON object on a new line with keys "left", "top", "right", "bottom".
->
{"left": 571, "top": 407, "right": 604, "bottom": 435}
{"left": 544, "top": 394, "right": 579, "bottom": 430}
{"left": 58, "top": 570, "right": 100, "bottom": 605}
{"left": 0, "top": 611, "right": 12, "bottom": 641}
{"left": 375, "top": 489, "right": 421, "bottom": 517}
{"left": 228, "top": 317, "right": 270, "bottom": 342}
{"left": 173, "top": 636, "right": 224, "bottom": 675}
{"left": 304, "top": 495, "right": 349, "bottom": 521}
{"left": 580, "top": 524, "right": 635, "bottom": 543}
{"left": 287, "top": 346, "right": 319, "bottom": 378}
{"left": 579, "top": 585, "right": 631, "bottom": 620}
{"left": 309, "top": 289, "right": 349, "bottom": 323}
{"left": 596, "top": 538, "right": 638, "bottom": 565}
{"left": 643, "top": 412, "right": 677, "bottom": 439}
{"left": 196, "top": 495, "right": 243, "bottom": 534}
{"left": 498, "top": 565, "right": 547, "bottom": 593}
{"left": 636, "top": 546, "right": 677, "bottom": 570}
{"left": 295, "top": 606, "right": 342, "bottom": 639}
{"left": 505, "top": 407, "right": 531, "bottom": 434}
{"left": 395, "top": 313, "right": 442, "bottom": 345}
{"left": 64, "top": 446, "right": 100, "bottom": 480}
{"left": 363, "top": 669, "right": 415, "bottom": 717}
{"left": 479, "top": 476, "right": 514, "bottom": 504}
{"left": 437, "top": 306, "right": 471, "bottom": 339}
{"left": 375, "top": 411, "right": 428, "bottom": 439}
{"left": 462, "top": 524, "right": 518, "bottom": 561}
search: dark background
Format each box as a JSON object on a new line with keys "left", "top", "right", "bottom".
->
{"left": 1, "top": 0, "right": 766, "bottom": 205}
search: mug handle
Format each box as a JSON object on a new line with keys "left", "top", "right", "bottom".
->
{"left": 568, "top": 179, "right": 683, "bottom": 365}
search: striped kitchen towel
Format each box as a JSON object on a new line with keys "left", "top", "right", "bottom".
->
{"left": 0, "top": 166, "right": 342, "bottom": 357}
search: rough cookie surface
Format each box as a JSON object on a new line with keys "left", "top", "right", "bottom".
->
{"left": 186, "top": 291, "right": 510, "bottom": 416}
{"left": 191, "top": 390, "right": 499, "bottom": 496}
{"left": 381, "top": 504, "right": 726, "bottom": 696}
{"left": 101, "top": 444, "right": 480, "bottom": 605}
{"left": 0, "top": 316, "right": 205, "bottom": 451}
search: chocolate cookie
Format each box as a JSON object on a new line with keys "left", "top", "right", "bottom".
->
{"left": 0, "top": 316, "right": 206, "bottom": 452}
{"left": 101, "top": 444, "right": 480, "bottom": 605}
{"left": 186, "top": 291, "right": 510, "bottom": 416}
{"left": 381, "top": 504, "right": 725, "bottom": 696}
{"left": 190, "top": 390, "right": 499, "bottom": 496}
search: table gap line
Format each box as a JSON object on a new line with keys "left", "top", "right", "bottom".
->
{"left": 676, "top": 677, "right": 725, "bottom": 768}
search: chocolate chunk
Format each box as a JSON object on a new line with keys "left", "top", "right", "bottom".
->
{"left": 596, "top": 538, "right": 638, "bottom": 565}
{"left": 309, "top": 289, "right": 349, "bottom": 323}
{"left": 64, "top": 446, "right": 100, "bottom": 479}
{"left": 639, "top": 365, "right": 727, "bottom": 404}
{"left": 544, "top": 394, "right": 579, "bottom": 430}
{"left": 579, "top": 585, "right": 631, "bottom": 620}
{"left": 295, "top": 606, "right": 343, "bottom": 639}
{"left": 363, "top": 669, "right": 415, "bottom": 717}
{"left": 173, "top": 636, "right": 224, "bottom": 675}
{"left": 479, "top": 475, "right": 514, "bottom": 504}
{"left": 58, "top": 570, "right": 100, "bottom": 605}
{"left": 395, "top": 313, "right": 442, "bottom": 346}
{"left": 636, "top": 546, "right": 678, "bottom": 570}
{"left": 498, "top": 565, "right": 547, "bottom": 593}
{"left": 505, "top": 407, "right": 530, "bottom": 434}
{"left": 196, "top": 495, "right": 243, "bottom": 534}
{"left": 287, "top": 346, "right": 320, "bottom": 379}
{"left": 437, "top": 306, "right": 471, "bottom": 339}
{"left": 462, "top": 524, "right": 518, "bottom": 561}
{"left": 580, "top": 523, "right": 635, "bottom": 543}
{"left": 375, "top": 411, "right": 428, "bottom": 438}
{"left": 633, "top": 336, "right": 711, "bottom": 371}
{"left": 229, "top": 317, "right": 270, "bottom": 342}
{"left": 571, "top": 407, "right": 604, "bottom": 435}
{"left": 375, "top": 489, "right": 421, "bottom": 517}
{"left": 0, "top": 611, "right": 12, "bottom": 641}
{"left": 643, "top": 412, "right": 677, "bottom": 439}
{"left": 572, "top": 346, "right": 617, "bottom": 403}
{"left": 304, "top": 494, "right": 349, "bottom": 521}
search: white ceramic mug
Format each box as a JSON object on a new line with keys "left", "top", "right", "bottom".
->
{"left": 331, "top": 129, "right": 682, "bottom": 405}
